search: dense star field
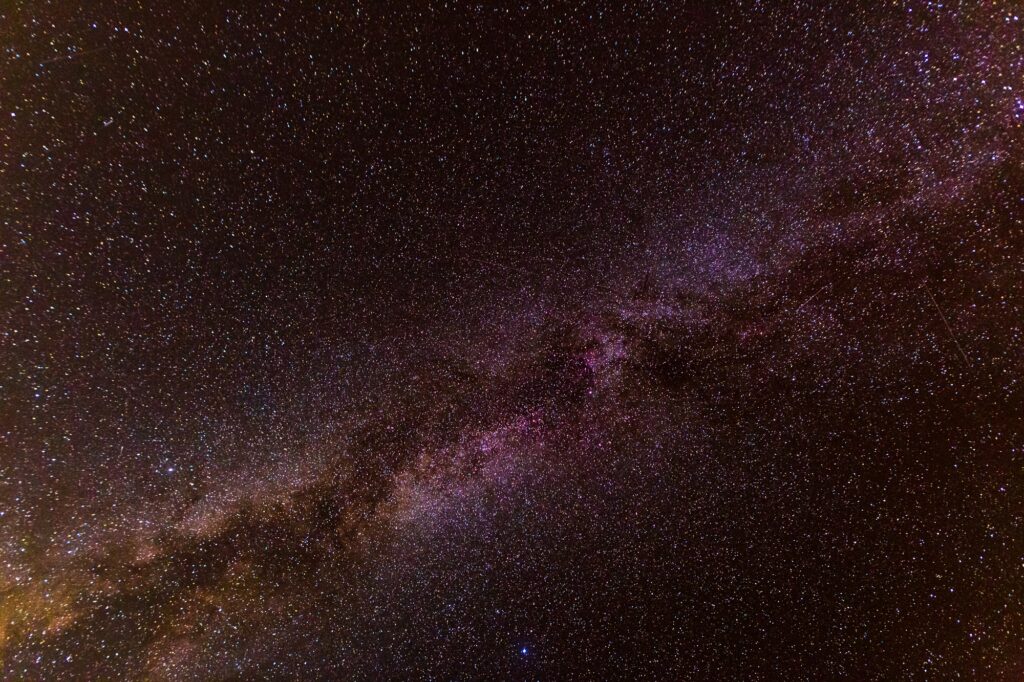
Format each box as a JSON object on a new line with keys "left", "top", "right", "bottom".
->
{"left": 2, "top": 1, "right": 1023, "bottom": 679}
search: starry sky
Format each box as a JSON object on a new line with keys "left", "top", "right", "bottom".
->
{"left": 2, "top": 1, "right": 1023, "bottom": 679}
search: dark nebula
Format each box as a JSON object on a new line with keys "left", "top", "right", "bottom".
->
{"left": 2, "top": 1, "right": 1023, "bottom": 679}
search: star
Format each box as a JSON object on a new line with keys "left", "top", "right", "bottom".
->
{"left": 1, "top": 2, "right": 1021, "bottom": 679}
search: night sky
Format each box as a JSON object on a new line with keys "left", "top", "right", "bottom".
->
{"left": 2, "top": 1, "right": 1024, "bottom": 679}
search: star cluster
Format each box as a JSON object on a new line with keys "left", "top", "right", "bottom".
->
{"left": 2, "top": 1, "right": 1023, "bottom": 679}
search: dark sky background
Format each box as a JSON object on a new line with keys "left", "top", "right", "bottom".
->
{"left": 2, "top": 1, "right": 1023, "bottom": 679}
